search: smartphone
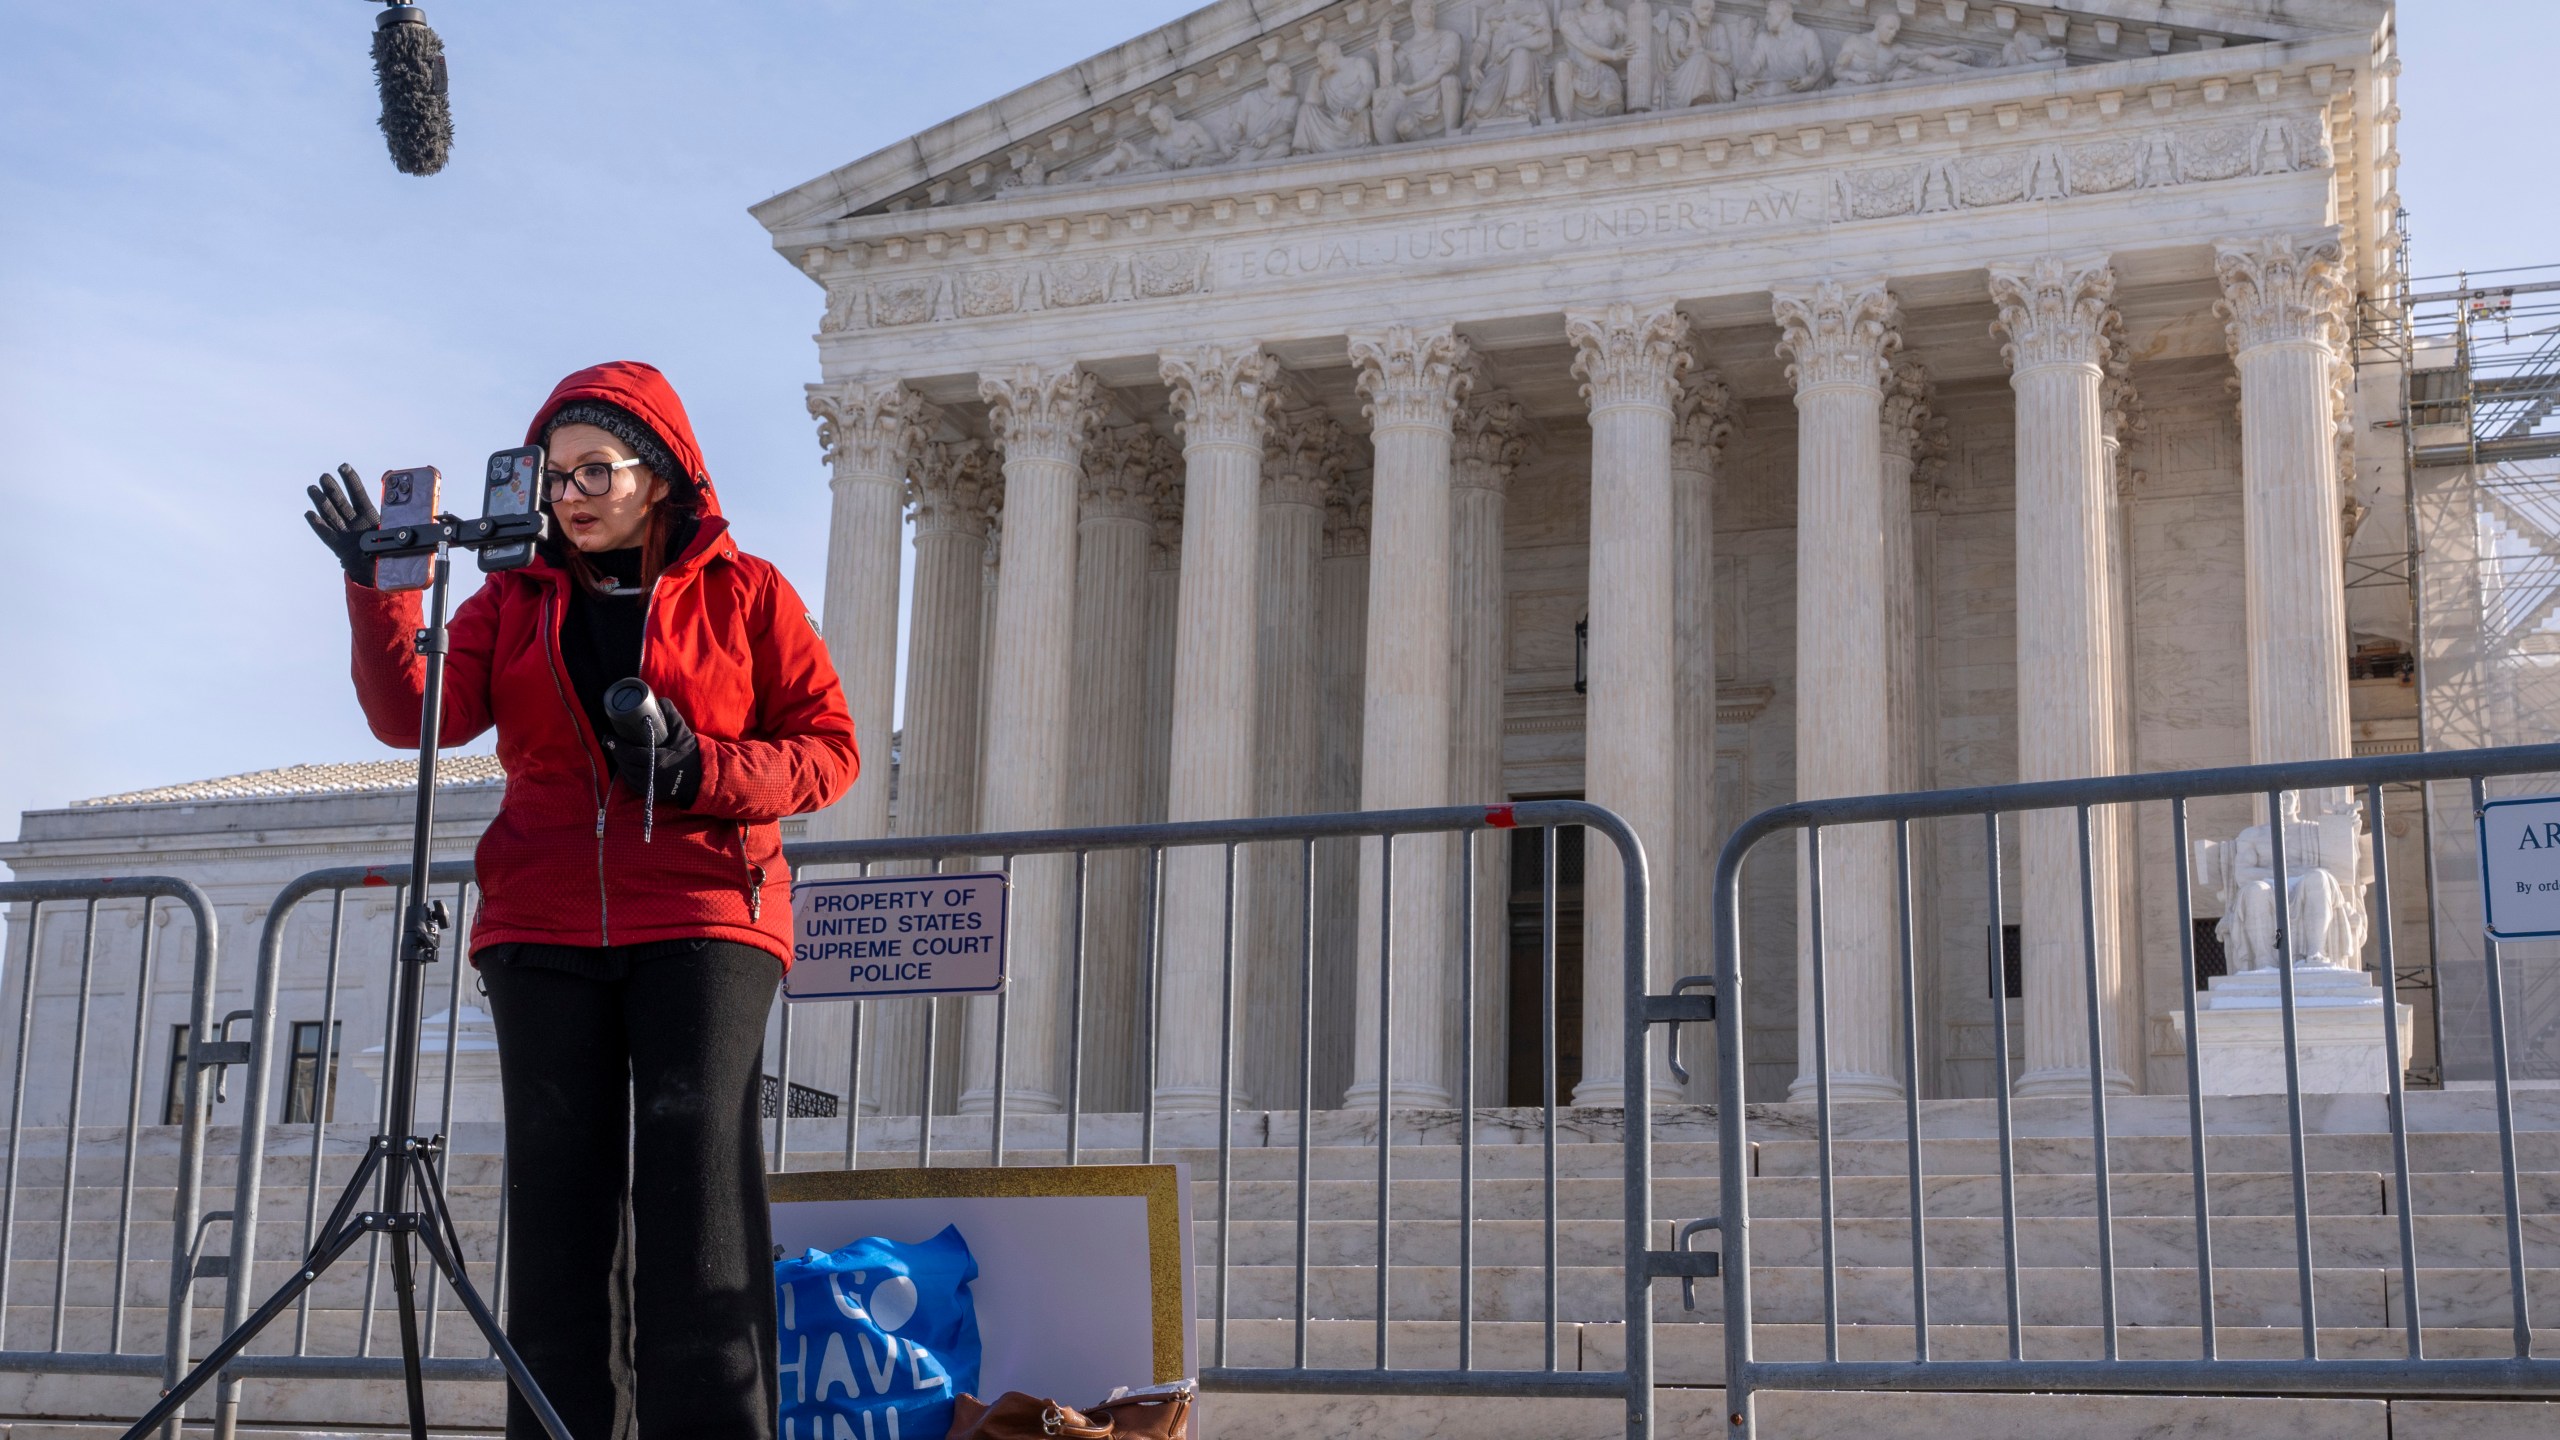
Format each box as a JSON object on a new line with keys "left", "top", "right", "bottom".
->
{"left": 478, "top": 446, "right": 543, "bottom": 573}
{"left": 373, "top": 465, "right": 442, "bottom": 593}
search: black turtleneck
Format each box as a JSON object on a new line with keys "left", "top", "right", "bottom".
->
{"left": 558, "top": 546, "right": 648, "bottom": 751}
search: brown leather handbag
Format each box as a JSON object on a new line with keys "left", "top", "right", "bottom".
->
{"left": 947, "top": 1384, "right": 1192, "bottom": 1439}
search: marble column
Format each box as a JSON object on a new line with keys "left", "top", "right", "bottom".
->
{"left": 806, "top": 379, "right": 928, "bottom": 844}
{"left": 1775, "top": 279, "right": 1905, "bottom": 1105}
{"left": 1314, "top": 470, "right": 1373, "bottom": 1105}
{"left": 1879, "top": 359, "right": 1936, "bottom": 795}
{"left": 1669, "top": 367, "right": 1734, "bottom": 1101}
{"left": 1155, "top": 344, "right": 1280, "bottom": 1110}
{"left": 964, "top": 363, "right": 1104, "bottom": 1115}
{"left": 869, "top": 438, "right": 995, "bottom": 1115}
{"left": 1451, "top": 379, "right": 1530, "bottom": 1103}
{"left": 802, "top": 379, "right": 928, "bottom": 1119}
{"left": 2216, "top": 231, "right": 2357, "bottom": 767}
{"left": 1347, "top": 323, "right": 1472, "bottom": 1110}
{"left": 1992, "top": 255, "right": 2135, "bottom": 1097}
{"left": 1568, "top": 302, "right": 1692, "bottom": 1109}
{"left": 1069, "top": 424, "right": 1179, "bottom": 1111}
{"left": 1245, "top": 406, "right": 1344, "bottom": 1105}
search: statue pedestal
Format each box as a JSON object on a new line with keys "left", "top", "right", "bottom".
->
{"left": 2170, "top": 967, "right": 2413, "bottom": 1095}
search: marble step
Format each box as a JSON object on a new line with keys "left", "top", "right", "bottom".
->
{"left": 1212, "top": 1211, "right": 2560, "bottom": 1270}
{"left": 1752, "top": 1131, "right": 2560, "bottom": 1177}
{"left": 18, "top": 1388, "right": 2544, "bottom": 1440}
{"left": 1197, "top": 1315, "right": 2560, "bottom": 1376}
{"left": 1196, "top": 1260, "right": 2560, "bottom": 1328}
{"left": 1196, "top": 1169, "right": 2408, "bottom": 1222}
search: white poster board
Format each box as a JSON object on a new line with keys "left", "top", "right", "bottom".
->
{"left": 2479, "top": 795, "right": 2560, "bottom": 939}
{"left": 769, "top": 1165, "right": 1193, "bottom": 1407}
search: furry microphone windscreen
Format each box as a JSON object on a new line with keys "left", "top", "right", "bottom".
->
{"left": 372, "top": 5, "right": 453, "bottom": 176}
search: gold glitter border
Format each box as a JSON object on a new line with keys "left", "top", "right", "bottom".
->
{"left": 769, "top": 1164, "right": 1188, "bottom": 1383}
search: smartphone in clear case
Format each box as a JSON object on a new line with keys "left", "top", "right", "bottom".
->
{"left": 373, "top": 465, "right": 442, "bottom": 593}
{"left": 479, "top": 446, "right": 542, "bottom": 572}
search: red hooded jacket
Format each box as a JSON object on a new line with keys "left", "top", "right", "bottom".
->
{"left": 344, "top": 362, "right": 858, "bottom": 966}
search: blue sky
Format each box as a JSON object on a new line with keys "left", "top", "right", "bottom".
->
{"left": 0, "top": 1, "right": 2542, "bottom": 840}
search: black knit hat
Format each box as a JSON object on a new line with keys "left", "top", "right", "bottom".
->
{"left": 541, "top": 399, "right": 696, "bottom": 507}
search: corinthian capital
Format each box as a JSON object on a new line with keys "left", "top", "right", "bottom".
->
{"left": 1987, "top": 255, "right": 2118, "bottom": 373}
{"left": 1323, "top": 468, "right": 1373, "bottom": 558}
{"left": 1669, "top": 367, "right": 1735, "bottom": 475}
{"left": 1772, "top": 280, "right": 1900, "bottom": 394}
{"left": 2214, "top": 230, "right": 2350, "bottom": 355}
{"left": 1452, "top": 386, "right": 1533, "bottom": 495}
{"left": 809, "top": 377, "right": 932, "bottom": 481}
{"left": 1880, "top": 356, "right": 1944, "bottom": 465}
{"left": 978, "top": 362, "right": 1106, "bottom": 468}
{"left": 1566, "top": 302, "right": 1691, "bottom": 414}
{"left": 1082, "top": 423, "right": 1180, "bottom": 524}
{"left": 906, "top": 438, "right": 997, "bottom": 539}
{"left": 1264, "top": 406, "right": 1352, "bottom": 508}
{"left": 1349, "top": 323, "right": 1474, "bottom": 431}
{"left": 1159, "top": 343, "right": 1281, "bottom": 450}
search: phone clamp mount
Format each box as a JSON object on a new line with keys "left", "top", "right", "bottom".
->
{"left": 125, "top": 508, "right": 571, "bottom": 1440}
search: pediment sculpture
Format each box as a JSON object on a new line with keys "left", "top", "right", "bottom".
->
{"left": 908, "top": 0, "right": 2261, "bottom": 212}
{"left": 2192, "top": 791, "right": 2375, "bottom": 974}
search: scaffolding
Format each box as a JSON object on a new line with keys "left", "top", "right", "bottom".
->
{"left": 2392, "top": 263, "right": 2560, "bottom": 1084}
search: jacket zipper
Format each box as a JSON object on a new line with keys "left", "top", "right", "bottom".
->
{"left": 636, "top": 566, "right": 762, "bottom": 924}
{"left": 538, "top": 588, "right": 613, "bottom": 945}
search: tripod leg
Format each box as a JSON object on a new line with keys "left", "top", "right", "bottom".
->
{"left": 118, "top": 1216, "right": 377, "bottom": 1440}
{"left": 416, "top": 1215, "right": 576, "bottom": 1440}
{"left": 387, "top": 1231, "right": 431, "bottom": 1440}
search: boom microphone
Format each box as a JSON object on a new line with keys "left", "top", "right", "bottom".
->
{"left": 371, "top": 3, "right": 453, "bottom": 176}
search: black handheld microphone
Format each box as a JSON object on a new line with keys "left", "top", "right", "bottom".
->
{"left": 371, "top": 3, "right": 454, "bottom": 176}
{"left": 602, "top": 678, "right": 668, "bottom": 748}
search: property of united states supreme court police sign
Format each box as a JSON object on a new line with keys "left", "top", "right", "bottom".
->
{"left": 784, "top": 871, "right": 1009, "bottom": 1001}
{"left": 2477, "top": 795, "right": 2560, "bottom": 940}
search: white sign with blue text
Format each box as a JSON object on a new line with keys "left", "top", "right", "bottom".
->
{"left": 2477, "top": 795, "right": 2560, "bottom": 940}
{"left": 785, "top": 871, "right": 1009, "bottom": 1002}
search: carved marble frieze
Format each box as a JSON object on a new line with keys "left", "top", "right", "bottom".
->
{"left": 1830, "top": 112, "right": 2328, "bottom": 219}
{"left": 866, "top": 0, "right": 2279, "bottom": 217}
{"left": 817, "top": 102, "right": 2334, "bottom": 335}
{"left": 828, "top": 247, "right": 1216, "bottom": 331}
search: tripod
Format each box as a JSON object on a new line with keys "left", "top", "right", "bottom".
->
{"left": 125, "top": 512, "right": 572, "bottom": 1440}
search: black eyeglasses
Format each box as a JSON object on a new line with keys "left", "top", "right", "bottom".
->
{"left": 542, "top": 457, "right": 644, "bottom": 499}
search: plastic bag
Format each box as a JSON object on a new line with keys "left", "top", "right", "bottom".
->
{"left": 777, "top": 1225, "right": 981, "bottom": 1440}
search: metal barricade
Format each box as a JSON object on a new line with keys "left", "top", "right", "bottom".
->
{"left": 1706, "top": 743, "right": 2560, "bottom": 1438}
{"left": 0, "top": 876, "right": 224, "bottom": 1435}
{"left": 210, "top": 801, "right": 1673, "bottom": 1435}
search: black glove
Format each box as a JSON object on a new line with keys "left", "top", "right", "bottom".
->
{"left": 305, "top": 464, "right": 382, "bottom": 586}
{"left": 610, "top": 697, "right": 703, "bottom": 811}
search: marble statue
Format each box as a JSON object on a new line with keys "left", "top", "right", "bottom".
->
{"left": 1554, "top": 0, "right": 1635, "bottom": 122}
{"left": 1294, "top": 39, "right": 1379, "bottom": 154}
{"left": 1658, "top": 0, "right": 1737, "bottom": 108}
{"left": 1834, "top": 13, "right": 1977, "bottom": 86}
{"left": 1738, "top": 0, "right": 1829, "bottom": 99}
{"left": 1229, "top": 60, "right": 1303, "bottom": 161}
{"left": 2000, "top": 27, "right": 2066, "bottom": 67}
{"left": 1465, "top": 0, "right": 1555, "bottom": 129}
{"left": 997, "top": 151, "right": 1048, "bottom": 192}
{"left": 1624, "top": 0, "right": 1659, "bottom": 112}
{"left": 1371, "top": 0, "right": 1464, "bottom": 144}
{"left": 2197, "top": 792, "right": 2374, "bottom": 973}
{"left": 1090, "top": 102, "right": 1226, "bottom": 178}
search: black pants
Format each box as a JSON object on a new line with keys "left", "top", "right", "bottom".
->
{"left": 481, "top": 941, "right": 780, "bottom": 1440}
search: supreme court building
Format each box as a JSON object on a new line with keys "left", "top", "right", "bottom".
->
{"left": 752, "top": 0, "right": 2416, "bottom": 1118}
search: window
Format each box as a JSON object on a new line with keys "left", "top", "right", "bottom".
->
{"left": 285, "top": 1021, "right": 342, "bottom": 1125}
{"left": 1987, "top": 924, "right": 2023, "bottom": 1000}
{"left": 161, "top": 1024, "right": 191, "bottom": 1126}
{"left": 2191, "top": 917, "right": 2230, "bottom": 990}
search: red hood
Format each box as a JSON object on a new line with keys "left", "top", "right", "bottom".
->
{"left": 524, "top": 360, "right": 723, "bottom": 521}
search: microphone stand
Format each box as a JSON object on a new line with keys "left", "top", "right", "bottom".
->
{"left": 124, "top": 511, "right": 570, "bottom": 1440}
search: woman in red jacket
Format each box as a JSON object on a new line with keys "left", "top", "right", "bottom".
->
{"left": 306, "top": 361, "right": 857, "bottom": 1440}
